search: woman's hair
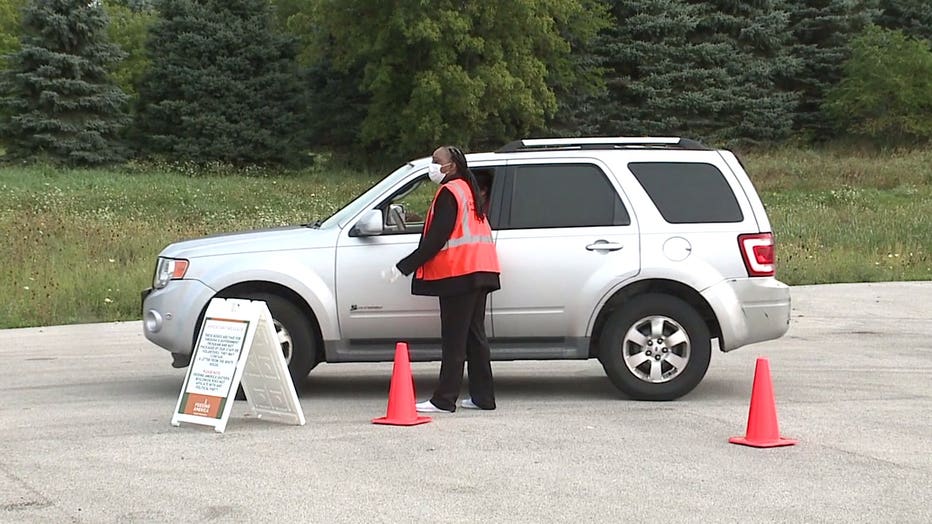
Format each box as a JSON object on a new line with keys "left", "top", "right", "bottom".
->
{"left": 446, "top": 145, "right": 486, "bottom": 220}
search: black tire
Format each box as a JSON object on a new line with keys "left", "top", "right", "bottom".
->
{"left": 223, "top": 292, "right": 320, "bottom": 387}
{"left": 598, "top": 293, "right": 711, "bottom": 401}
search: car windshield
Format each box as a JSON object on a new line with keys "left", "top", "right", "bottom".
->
{"left": 318, "top": 163, "right": 417, "bottom": 229}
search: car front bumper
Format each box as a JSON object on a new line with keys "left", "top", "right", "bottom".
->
{"left": 142, "top": 279, "right": 216, "bottom": 356}
{"left": 702, "top": 277, "right": 791, "bottom": 351}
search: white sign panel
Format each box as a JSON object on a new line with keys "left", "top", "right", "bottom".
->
{"left": 171, "top": 298, "right": 305, "bottom": 433}
{"left": 240, "top": 301, "right": 306, "bottom": 427}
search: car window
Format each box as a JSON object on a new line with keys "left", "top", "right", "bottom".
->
{"left": 379, "top": 175, "right": 436, "bottom": 234}
{"left": 321, "top": 162, "right": 416, "bottom": 229}
{"left": 504, "top": 164, "right": 630, "bottom": 229}
{"left": 379, "top": 168, "right": 502, "bottom": 234}
{"left": 628, "top": 162, "right": 743, "bottom": 224}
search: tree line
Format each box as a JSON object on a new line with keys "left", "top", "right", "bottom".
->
{"left": 0, "top": 0, "right": 930, "bottom": 168}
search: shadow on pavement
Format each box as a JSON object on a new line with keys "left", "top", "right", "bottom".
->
{"left": 105, "top": 369, "right": 746, "bottom": 404}
{"left": 299, "top": 372, "right": 621, "bottom": 401}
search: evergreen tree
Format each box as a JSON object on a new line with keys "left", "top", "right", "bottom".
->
{"left": 268, "top": 1, "right": 365, "bottom": 159}
{"left": 597, "top": 0, "right": 798, "bottom": 144}
{"left": 0, "top": 0, "right": 129, "bottom": 165}
{"left": 780, "top": 0, "right": 875, "bottom": 138}
{"left": 875, "top": 0, "right": 932, "bottom": 43}
{"left": 303, "top": 57, "right": 368, "bottom": 159}
{"left": 135, "top": 0, "right": 307, "bottom": 166}
{"left": 596, "top": 0, "right": 701, "bottom": 137}
{"left": 543, "top": 0, "right": 611, "bottom": 138}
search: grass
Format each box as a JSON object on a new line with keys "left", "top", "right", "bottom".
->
{"left": 1, "top": 148, "right": 930, "bottom": 329}
{"left": 741, "top": 147, "right": 932, "bottom": 285}
{"left": 1, "top": 162, "right": 379, "bottom": 329}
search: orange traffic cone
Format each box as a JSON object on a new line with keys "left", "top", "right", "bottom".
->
{"left": 372, "top": 342, "right": 431, "bottom": 426}
{"left": 729, "top": 357, "right": 797, "bottom": 448}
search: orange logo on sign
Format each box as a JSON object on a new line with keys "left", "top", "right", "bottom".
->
{"left": 183, "top": 393, "right": 223, "bottom": 418}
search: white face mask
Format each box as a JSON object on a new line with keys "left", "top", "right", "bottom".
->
{"left": 428, "top": 163, "right": 446, "bottom": 184}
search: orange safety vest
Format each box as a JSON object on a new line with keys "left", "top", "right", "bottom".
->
{"left": 417, "top": 178, "right": 501, "bottom": 281}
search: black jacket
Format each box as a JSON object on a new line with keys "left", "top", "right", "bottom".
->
{"left": 396, "top": 184, "right": 501, "bottom": 297}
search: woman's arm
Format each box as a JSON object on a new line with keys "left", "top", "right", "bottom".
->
{"left": 396, "top": 188, "right": 457, "bottom": 275}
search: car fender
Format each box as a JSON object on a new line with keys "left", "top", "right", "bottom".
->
{"left": 195, "top": 254, "right": 339, "bottom": 341}
{"left": 584, "top": 258, "right": 727, "bottom": 337}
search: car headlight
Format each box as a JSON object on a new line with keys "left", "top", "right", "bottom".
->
{"left": 153, "top": 257, "right": 189, "bottom": 289}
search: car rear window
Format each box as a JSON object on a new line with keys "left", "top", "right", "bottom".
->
{"left": 628, "top": 162, "right": 743, "bottom": 224}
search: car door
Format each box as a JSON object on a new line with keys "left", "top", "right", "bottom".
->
{"left": 490, "top": 159, "right": 640, "bottom": 344}
{"left": 335, "top": 164, "right": 505, "bottom": 349}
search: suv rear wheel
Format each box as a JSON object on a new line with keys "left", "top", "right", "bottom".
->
{"left": 598, "top": 294, "right": 711, "bottom": 400}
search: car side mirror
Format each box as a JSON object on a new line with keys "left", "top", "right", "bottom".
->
{"left": 386, "top": 204, "right": 406, "bottom": 231}
{"left": 352, "top": 209, "right": 384, "bottom": 236}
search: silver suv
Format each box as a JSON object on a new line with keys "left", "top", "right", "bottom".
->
{"left": 142, "top": 137, "right": 790, "bottom": 400}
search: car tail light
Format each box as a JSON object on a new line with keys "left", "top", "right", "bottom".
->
{"left": 738, "top": 233, "right": 775, "bottom": 277}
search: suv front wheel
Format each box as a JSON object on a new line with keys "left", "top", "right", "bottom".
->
{"left": 219, "top": 292, "right": 320, "bottom": 387}
{"left": 598, "top": 294, "right": 711, "bottom": 401}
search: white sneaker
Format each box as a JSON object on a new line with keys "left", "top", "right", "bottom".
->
{"left": 460, "top": 398, "right": 481, "bottom": 410}
{"left": 415, "top": 400, "right": 448, "bottom": 413}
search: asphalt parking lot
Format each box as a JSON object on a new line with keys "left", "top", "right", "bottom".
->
{"left": 1, "top": 282, "right": 930, "bottom": 523}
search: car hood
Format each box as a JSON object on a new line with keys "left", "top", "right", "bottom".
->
{"left": 159, "top": 226, "right": 337, "bottom": 259}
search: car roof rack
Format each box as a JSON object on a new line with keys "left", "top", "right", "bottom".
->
{"left": 496, "top": 137, "right": 710, "bottom": 153}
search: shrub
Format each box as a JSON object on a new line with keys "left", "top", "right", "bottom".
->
{"left": 824, "top": 26, "right": 932, "bottom": 144}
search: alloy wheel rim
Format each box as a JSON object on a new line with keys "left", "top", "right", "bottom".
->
{"left": 273, "top": 319, "right": 293, "bottom": 365}
{"left": 621, "top": 315, "right": 690, "bottom": 383}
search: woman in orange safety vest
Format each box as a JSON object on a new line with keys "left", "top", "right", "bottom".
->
{"left": 394, "top": 145, "right": 501, "bottom": 413}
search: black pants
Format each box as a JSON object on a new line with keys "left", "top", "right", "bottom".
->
{"left": 430, "top": 290, "right": 496, "bottom": 411}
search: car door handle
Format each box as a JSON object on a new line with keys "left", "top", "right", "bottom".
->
{"left": 586, "top": 240, "right": 624, "bottom": 252}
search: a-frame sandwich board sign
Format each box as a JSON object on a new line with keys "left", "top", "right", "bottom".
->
{"left": 171, "top": 298, "right": 305, "bottom": 433}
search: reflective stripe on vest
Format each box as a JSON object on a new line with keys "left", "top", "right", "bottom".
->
{"left": 441, "top": 181, "right": 494, "bottom": 250}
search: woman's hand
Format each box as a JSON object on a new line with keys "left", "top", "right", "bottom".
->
{"left": 381, "top": 265, "right": 402, "bottom": 283}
